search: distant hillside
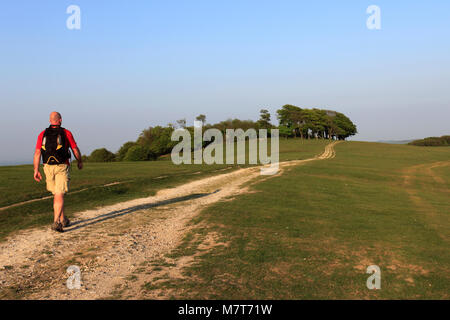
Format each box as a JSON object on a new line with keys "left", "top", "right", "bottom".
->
{"left": 408, "top": 135, "right": 450, "bottom": 146}
{"left": 378, "top": 140, "right": 414, "bottom": 145}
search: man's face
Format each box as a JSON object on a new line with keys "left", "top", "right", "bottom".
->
{"left": 50, "top": 117, "right": 62, "bottom": 126}
{"left": 49, "top": 112, "right": 62, "bottom": 125}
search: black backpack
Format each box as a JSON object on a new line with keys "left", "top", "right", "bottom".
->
{"left": 41, "top": 126, "right": 71, "bottom": 165}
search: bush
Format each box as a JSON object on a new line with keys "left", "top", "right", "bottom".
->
{"left": 123, "top": 145, "right": 156, "bottom": 161}
{"left": 278, "top": 125, "right": 294, "bottom": 138}
{"left": 137, "top": 126, "right": 177, "bottom": 157}
{"left": 116, "top": 141, "right": 138, "bottom": 161}
{"left": 88, "top": 148, "right": 116, "bottom": 162}
{"left": 409, "top": 135, "right": 450, "bottom": 147}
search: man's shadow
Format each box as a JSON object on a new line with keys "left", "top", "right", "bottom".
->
{"left": 64, "top": 190, "right": 220, "bottom": 233}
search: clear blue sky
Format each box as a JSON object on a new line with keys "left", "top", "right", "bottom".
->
{"left": 1, "top": 0, "right": 449, "bottom": 164}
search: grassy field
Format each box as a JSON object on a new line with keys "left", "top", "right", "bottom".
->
{"left": 139, "top": 141, "right": 450, "bottom": 299}
{"left": 0, "top": 139, "right": 327, "bottom": 242}
{"left": 1, "top": 139, "right": 448, "bottom": 299}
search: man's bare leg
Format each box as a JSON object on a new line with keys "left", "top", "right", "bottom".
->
{"left": 53, "top": 193, "right": 64, "bottom": 224}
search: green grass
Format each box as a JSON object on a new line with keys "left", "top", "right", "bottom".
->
{"left": 0, "top": 139, "right": 326, "bottom": 242}
{"left": 143, "top": 141, "right": 450, "bottom": 299}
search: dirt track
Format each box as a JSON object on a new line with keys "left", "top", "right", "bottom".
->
{"left": 0, "top": 142, "right": 339, "bottom": 299}
{"left": 402, "top": 160, "right": 450, "bottom": 242}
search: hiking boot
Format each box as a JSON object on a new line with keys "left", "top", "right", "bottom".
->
{"left": 62, "top": 217, "right": 71, "bottom": 228}
{"left": 51, "top": 222, "right": 64, "bottom": 233}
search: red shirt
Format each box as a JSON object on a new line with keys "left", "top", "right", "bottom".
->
{"left": 36, "top": 127, "right": 78, "bottom": 164}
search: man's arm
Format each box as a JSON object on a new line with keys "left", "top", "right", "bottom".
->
{"left": 72, "top": 147, "right": 83, "bottom": 170}
{"left": 65, "top": 129, "right": 83, "bottom": 170}
{"left": 33, "top": 149, "right": 42, "bottom": 182}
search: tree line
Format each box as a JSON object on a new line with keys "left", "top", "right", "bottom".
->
{"left": 276, "top": 105, "right": 357, "bottom": 140}
{"left": 85, "top": 104, "right": 357, "bottom": 162}
{"left": 408, "top": 135, "right": 450, "bottom": 147}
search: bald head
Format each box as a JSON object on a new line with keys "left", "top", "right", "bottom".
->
{"left": 50, "top": 112, "right": 62, "bottom": 126}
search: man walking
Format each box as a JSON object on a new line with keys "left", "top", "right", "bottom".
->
{"left": 33, "top": 112, "right": 83, "bottom": 232}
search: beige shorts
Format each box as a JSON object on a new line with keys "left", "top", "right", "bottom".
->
{"left": 43, "top": 164, "right": 70, "bottom": 195}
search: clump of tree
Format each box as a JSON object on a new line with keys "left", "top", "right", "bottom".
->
{"left": 257, "top": 109, "right": 272, "bottom": 129}
{"left": 408, "top": 135, "right": 450, "bottom": 147}
{"left": 207, "top": 118, "right": 260, "bottom": 135}
{"left": 276, "top": 104, "right": 357, "bottom": 140}
{"left": 87, "top": 148, "right": 116, "bottom": 162}
{"left": 137, "top": 126, "right": 178, "bottom": 157}
{"left": 123, "top": 145, "right": 156, "bottom": 161}
{"left": 87, "top": 106, "right": 357, "bottom": 162}
{"left": 196, "top": 114, "right": 206, "bottom": 126}
{"left": 116, "top": 141, "right": 138, "bottom": 161}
